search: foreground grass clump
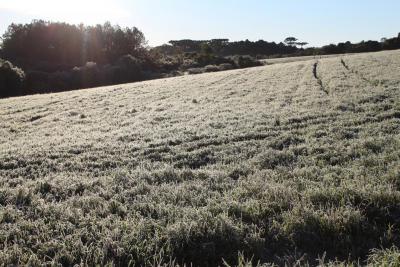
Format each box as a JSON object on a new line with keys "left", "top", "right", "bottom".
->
{"left": 367, "top": 247, "right": 400, "bottom": 266}
{"left": 0, "top": 50, "right": 400, "bottom": 266}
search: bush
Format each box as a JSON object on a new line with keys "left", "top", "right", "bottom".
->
{"left": 0, "top": 59, "right": 25, "bottom": 98}
{"left": 47, "top": 71, "right": 72, "bottom": 92}
{"left": 114, "top": 55, "right": 144, "bottom": 83}
{"left": 181, "top": 58, "right": 200, "bottom": 70}
{"left": 156, "top": 56, "right": 182, "bottom": 72}
{"left": 71, "top": 61, "right": 100, "bottom": 88}
{"left": 68, "top": 55, "right": 145, "bottom": 89}
{"left": 234, "top": 56, "right": 263, "bottom": 68}
{"left": 25, "top": 70, "right": 75, "bottom": 94}
{"left": 204, "top": 65, "right": 220, "bottom": 72}
{"left": 368, "top": 247, "right": 400, "bottom": 266}
{"left": 14, "top": 55, "right": 149, "bottom": 97}
{"left": 194, "top": 53, "right": 234, "bottom": 67}
{"left": 187, "top": 68, "right": 205, "bottom": 75}
{"left": 96, "top": 64, "right": 119, "bottom": 85}
{"left": 24, "top": 71, "right": 51, "bottom": 93}
{"left": 32, "top": 61, "right": 71, "bottom": 72}
{"left": 218, "top": 63, "right": 234, "bottom": 71}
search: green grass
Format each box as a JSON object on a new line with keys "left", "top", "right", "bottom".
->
{"left": 0, "top": 50, "right": 400, "bottom": 266}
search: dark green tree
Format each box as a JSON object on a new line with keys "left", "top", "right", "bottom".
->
{"left": 200, "top": 43, "right": 213, "bottom": 55}
{"left": 0, "top": 59, "right": 25, "bottom": 98}
{"left": 1, "top": 20, "right": 147, "bottom": 70}
{"left": 296, "top": 42, "right": 309, "bottom": 48}
{"left": 284, "top": 37, "right": 298, "bottom": 46}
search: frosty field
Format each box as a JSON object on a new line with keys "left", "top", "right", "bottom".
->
{"left": 0, "top": 50, "right": 400, "bottom": 266}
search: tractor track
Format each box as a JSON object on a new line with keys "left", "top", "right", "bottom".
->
{"left": 313, "top": 62, "right": 329, "bottom": 95}
{"left": 340, "top": 58, "right": 380, "bottom": 87}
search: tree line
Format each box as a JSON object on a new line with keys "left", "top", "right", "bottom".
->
{"left": 0, "top": 20, "right": 157, "bottom": 98}
{"left": 153, "top": 39, "right": 298, "bottom": 57}
{"left": 1, "top": 20, "right": 399, "bottom": 98}
{"left": 1, "top": 20, "right": 149, "bottom": 70}
{"left": 155, "top": 34, "right": 400, "bottom": 57}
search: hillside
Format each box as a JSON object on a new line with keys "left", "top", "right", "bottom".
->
{"left": 0, "top": 50, "right": 400, "bottom": 266}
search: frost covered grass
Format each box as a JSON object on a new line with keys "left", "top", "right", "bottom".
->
{"left": 261, "top": 53, "right": 349, "bottom": 65}
{"left": 0, "top": 50, "right": 400, "bottom": 266}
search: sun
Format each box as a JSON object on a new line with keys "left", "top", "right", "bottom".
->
{"left": 0, "top": 0, "right": 128, "bottom": 25}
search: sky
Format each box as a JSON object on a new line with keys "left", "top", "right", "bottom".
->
{"left": 0, "top": 0, "right": 399, "bottom": 47}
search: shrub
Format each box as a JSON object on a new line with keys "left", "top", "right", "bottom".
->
{"left": 0, "top": 59, "right": 25, "bottom": 98}
{"left": 48, "top": 71, "right": 72, "bottom": 91}
{"left": 234, "top": 56, "right": 263, "bottom": 68}
{"left": 368, "top": 247, "right": 400, "bottom": 266}
{"left": 195, "top": 53, "right": 234, "bottom": 67}
{"left": 69, "top": 56, "right": 145, "bottom": 89}
{"left": 195, "top": 53, "right": 214, "bottom": 66}
{"left": 25, "top": 70, "right": 76, "bottom": 93}
{"left": 204, "top": 65, "right": 220, "bottom": 72}
{"left": 100, "top": 64, "right": 121, "bottom": 85}
{"left": 71, "top": 61, "right": 100, "bottom": 88}
{"left": 17, "top": 55, "right": 149, "bottom": 96}
{"left": 24, "top": 71, "right": 51, "bottom": 93}
{"left": 187, "top": 68, "right": 205, "bottom": 75}
{"left": 114, "top": 54, "right": 144, "bottom": 83}
{"left": 181, "top": 58, "right": 200, "bottom": 70}
{"left": 218, "top": 63, "right": 234, "bottom": 71}
{"left": 32, "top": 61, "right": 71, "bottom": 72}
{"left": 157, "top": 56, "right": 182, "bottom": 72}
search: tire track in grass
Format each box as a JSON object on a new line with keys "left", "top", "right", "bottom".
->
{"left": 340, "top": 58, "right": 381, "bottom": 87}
{"left": 207, "top": 72, "right": 239, "bottom": 87}
{"left": 313, "top": 61, "right": 329, "bottom": 95}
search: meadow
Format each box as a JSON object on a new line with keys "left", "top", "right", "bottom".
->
{"left": 260, "top": 54, "right": 350, "bottom": 65}
{"left": 0, "top": 50, "right": 400, "bottom": 266}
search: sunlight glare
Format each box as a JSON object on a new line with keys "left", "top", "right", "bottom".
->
{"left": 0, "top": 0, "right": 128, "bottom": 24}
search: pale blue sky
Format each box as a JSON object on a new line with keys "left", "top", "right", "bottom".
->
{"left": 0, "top": 0, "right": 399, "bottom": 47}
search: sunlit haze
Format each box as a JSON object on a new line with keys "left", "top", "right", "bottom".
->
{"left": 1, "top": 0, "right": 400, "bottom": 47}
